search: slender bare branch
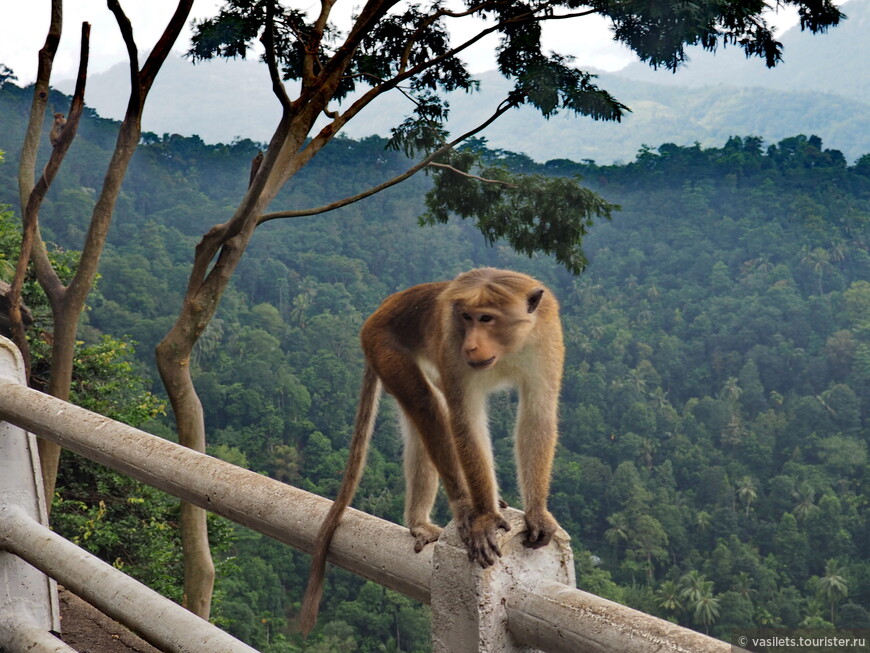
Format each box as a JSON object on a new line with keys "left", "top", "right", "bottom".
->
{"left": 262, "top": 2, "right": 293, "bottom": 112}
{"left": 258, "top": 98, "right": 516, "bottom": 223}
{"left": 140, "top": 0, "right": 195, "bottom": 91}
{"left": 428, "top": 162, "right": 518, "bottom": 186}
{"left": 9, "top": 22, "right": 89, "bottom": 377}
{"left": 321, "top": 5, "right": 529, "bottom": 136}
{"left": 18, "top": 0, "right": 62, "bottom": 207}
{"left": 398, "top": 0, "right": 506, "bottom": 74}
{"left": 68, "top": 1, "right": 194, "bottom": 308}
{"left": 303, "top": 0, "right": 338, "bottom": 83}
{"left": 107, "top": 0, "right": 140, "bottom": 108}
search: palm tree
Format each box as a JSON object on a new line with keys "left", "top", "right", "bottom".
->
{"left": 605, "top": 512, "right": 630, "bottom": 550}
{"left": 732, "top": 572, "right": 756, "bottom": 603}
{"left": 639, "top": 437, "right": 657, "bottom": 470}
{"left": 735, "top": 477, "right": 758, "bottom": 517}
{"left": 192, "top": 318, "right": 225, "bottom": 365}
{"left": 719, "top": 377, "right": 743, "bottom": 406}
{"left": 793, "top": 484, "right": 818, "bottom": 520}
{"left": 657, "top": 580, "right": 683, "bottom": 616}
{"left": 816, "top": 559, "right": 848, "bottom": 624}
{"left": 695, "top": 510, "right": 711, "bottom": 533}
{"left": 625, "top": 368, "right": 648, "bottom": 395}
{"left": 629, "top": 515, "right": 669, "bottom": 584}
{"left": 270, "top": 444, "right": 300, "bottom": 484}
{"left": 679, "top": 570, "right": 708, "bottom": 605}
{"left": 800, "top": 245, "right": 832, "bottom": 295}
{"left": 692, "top": 581, "right": 721, "bottom": 635}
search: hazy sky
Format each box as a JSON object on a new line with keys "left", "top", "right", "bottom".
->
{"left": 0, "top": 1, "right": 804, "bottom": 86}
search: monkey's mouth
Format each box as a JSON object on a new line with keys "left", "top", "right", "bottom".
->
{"left": 467, "top": 357, "right": 496, "bottom": 369}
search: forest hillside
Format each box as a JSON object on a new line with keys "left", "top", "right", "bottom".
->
{"left": 1, "top": 78, "right": 869, "bottom": 652}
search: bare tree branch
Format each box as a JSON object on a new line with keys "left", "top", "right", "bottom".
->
{"left": 258, "top": 98, "right": 516, "bottom": 223}
{"left": 428, "top": 161, "right": 518, "bottom": 186}
{"left": 9, "top": 22, "right": 89, "bottom": 378}
{"left": 107, "top": 0, "right": 140, "bottom": 108}
{"left": 397, "top": 0, "right": 507, "bottom": 74}
{"left": 17, "top": 0, "right": 62, "bottom": 207}
{"left": 263, "top": 1, "right": 293, "bottom": 111}
{"left": 140, "top": 0, "right": 194, "bottom": 90}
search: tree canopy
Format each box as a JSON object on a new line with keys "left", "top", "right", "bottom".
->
{"left": 184, "top": 0, "right": 843, "bottom": 272}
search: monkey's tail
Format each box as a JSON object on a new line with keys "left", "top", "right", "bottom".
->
{"left": 300, "top": 363, "right": 382, "bottom": 635}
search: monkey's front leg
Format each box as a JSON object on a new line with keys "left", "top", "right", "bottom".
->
{"left": 449, "top": 389, "right": 510, "bottom": 567}
{"left": 516, "top": 384, "right": 560, "bottom": 549}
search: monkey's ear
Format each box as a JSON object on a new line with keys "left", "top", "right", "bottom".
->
{"left": 527, "top": 288, "right": 545, "bottom": 313}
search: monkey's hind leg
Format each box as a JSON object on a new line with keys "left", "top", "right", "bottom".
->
{"left": 399, "top": 410, "right": 442, "bottom": 551}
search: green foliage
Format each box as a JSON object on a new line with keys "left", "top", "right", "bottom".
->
{"left": 51, "top": 455, "right": 186, "bottom": 602}
{"left": 423, "top": 147, "right": 616, "bottom": 273}
{"left": 182, "top": 0, "right": 841, "bottom": 279}
{"left": 68, "top": 336, "right": 167, "bottom": 424}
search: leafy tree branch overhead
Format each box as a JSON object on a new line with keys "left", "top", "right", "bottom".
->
{"left": 185, "top": 0, "right": 841, "bottom": 272}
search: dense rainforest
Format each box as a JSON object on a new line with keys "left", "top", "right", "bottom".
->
{"left": 1, "top": 80, "right": 869, "bottom": 651}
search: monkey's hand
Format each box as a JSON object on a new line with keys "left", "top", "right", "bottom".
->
{"left": 523, "top": 508, "right": 558, "bottom": 549}
{"left": 464, "top": 511, "right": 511, "bottom": 567}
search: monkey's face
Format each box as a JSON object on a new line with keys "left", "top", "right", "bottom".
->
{"left": 454, "top": 303, "right": 532, "bottom": 370}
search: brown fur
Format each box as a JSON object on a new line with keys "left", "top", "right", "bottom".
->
{"left": 299, "top": 268, "right": 564, "bottom": 634}
{"left": 49, "top": 113, "right": 66, "bottom": 147}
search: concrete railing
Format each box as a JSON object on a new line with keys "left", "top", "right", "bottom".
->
{"left": 0, "top": 338, "right": 731, "bottom": 652}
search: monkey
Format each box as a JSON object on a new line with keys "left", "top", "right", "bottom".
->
{"left": 249, "top": 150, "right": 263, "bottom": 187}
{"left": 49, "top": 113, "right": 66, "bottom": 147}
{"left": 299, "top": 267, "right": 564, "bottom": 634}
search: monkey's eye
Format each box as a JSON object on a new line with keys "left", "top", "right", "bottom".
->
{"left": 480, "top": 315, "right": 493, "bottom": 323}
{"left": 461, "top": 313, "right": 472, "bottom": 321}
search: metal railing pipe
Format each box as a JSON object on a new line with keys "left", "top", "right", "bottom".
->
{"left": 0, "top": 503, "right": 256, "bottom": 653}
{"left": 507, "top": 580, "right": 731, "bottom": 652}
{"left": 0, "top": 379, "right": 433, "bottom": 604}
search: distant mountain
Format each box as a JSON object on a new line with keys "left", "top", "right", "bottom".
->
{"left": 53, "top": 0, "right": 869, "bottom": 163}
{"left": 390, "top": 71, "right": 870, "bottom": 164}
{"left": 618, "top": 0, "right": 869, "bottom": 105}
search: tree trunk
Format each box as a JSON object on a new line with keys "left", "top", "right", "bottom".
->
{"left": 155, "top": 308, "right": 215, "bottom": 616}
{"left": 155, "top": 148, "right": 295, "bottom": 618}
{"left": 37, "top": 303, "right": 78, "bottom": 501}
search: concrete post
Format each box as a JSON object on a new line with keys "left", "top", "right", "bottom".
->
{"left": 431, "top": 507, "right": 574, "bottom": 653}
{"left": 0, "top": 337, "right": 61, "bottom": 639}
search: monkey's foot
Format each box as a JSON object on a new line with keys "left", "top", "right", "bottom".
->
{"left": 465, "top": 511, "right": 511, "bottom": 567}
{"left": 409, "top": 522, "right": 443, "bottom": 553}
{"left": 523, "top": 508, "right": 558, "bottom": 549}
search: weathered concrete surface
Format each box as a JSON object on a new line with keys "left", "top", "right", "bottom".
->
{"left": 0, "top": 338, "right": 61, "bottom": 645}
{"left": 431, "top": 507, "right": 574, "bottom": 653}
{"left": 0, "top": 375, "right": 433, "bottom": 605}
{"left": 0, "top": 620, "right": 76, "bottom": 652}
{"left": 57, "top": 585, "right": 162, "bottom": 653}
{"left": 0, "top": 503, "right": 256, "bottom": 653}
{"left": 508, "top": 579, "right": 733, "bottom": 652}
